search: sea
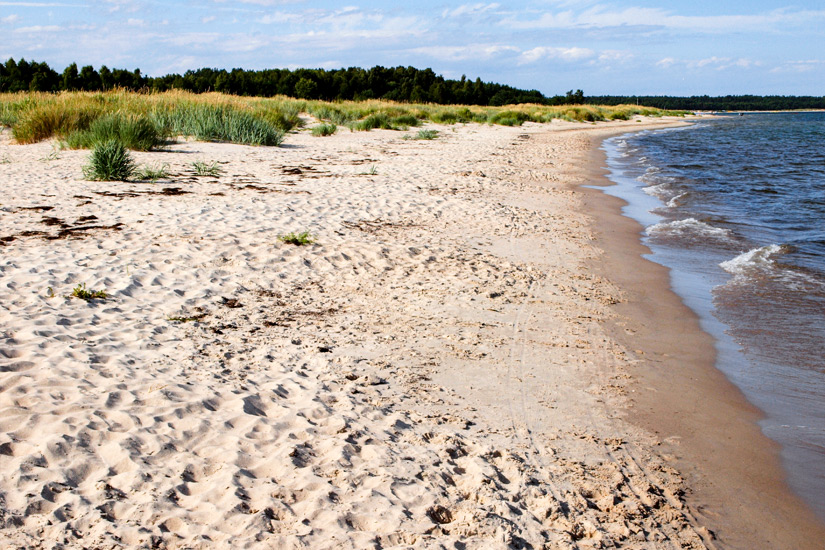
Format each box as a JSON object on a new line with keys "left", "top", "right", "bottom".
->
{"left": 600, "top": 112, "right": 825, "bottom": 521}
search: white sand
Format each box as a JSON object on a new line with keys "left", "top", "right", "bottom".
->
{"left": 0, "top": 119, "right": 714, "bottom": 548}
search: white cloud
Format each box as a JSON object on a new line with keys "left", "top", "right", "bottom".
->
{"left": 202, "top": 15, "right": 216, "bottom": 23}
{"left": 258, "top": 11, "right": 301, "bottom": 24}
{"left": 598, "top": 50, "right": 633, "bottom": 63}
{"left": 0, "top": 2, "right": 84, "bottom": 5}
{"left": 213, "top": 0, "right": 305, "bottom": 5}
{"left": 411, "top": 43, "right": 518, "bottom": 62}
{"left": 442, "top": 3, "right": 500, "bottom": 19}
{"left": 14, "top": 24, "right": 60, "bottom": 32}
{"left": 657, "top": 56, "right": 761, "bottom": 71}
{"left": 2, "top": 14, "right": 20, "bottom": 23}
{"left": 770, "top": 60, "right": 824, "bottom": 73}
{"left": 519, "top": 46, "right": 594, "bottom": 64}
{"left": 126, "top": 18, "right": 144, "bottom": 26}
{"left": 503, "top": 6, "right": 825, "bottom": 33}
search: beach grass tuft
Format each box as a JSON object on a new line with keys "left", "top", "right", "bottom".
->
{"left": 63, "top": 113, "right": 165, "bottom": 151}
{"left": 191, "top": 160, "right": 223, "bottom": 177}
{"left": 136, "top": 163, "right": 170, "bottom": 183}
{"left": 414, "top": 129, "right": 439, "bottom": 140}
{"left": 311, "top": 123, "right": 337, "bottom": 137}
{"left": 82, "top": 139, "right": 136, "bottom": 181}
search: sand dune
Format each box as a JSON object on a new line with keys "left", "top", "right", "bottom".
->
{"left": 2, "top": 119, "right": 717, "bottom": 548}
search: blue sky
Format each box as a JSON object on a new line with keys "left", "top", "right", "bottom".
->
{"left": 1, "top": 1, "right": 823, "bottom": 95}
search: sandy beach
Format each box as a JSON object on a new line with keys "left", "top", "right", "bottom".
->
{"left": 1, "top": 117, "right": 823, "bottom": 549}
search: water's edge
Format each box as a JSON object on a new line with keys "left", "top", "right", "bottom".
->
{"left": 596, "top": 123, "right": 825, "bottom": 523}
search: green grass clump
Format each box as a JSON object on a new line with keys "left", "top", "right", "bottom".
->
{"left": 63, "top": 113, "right": 165, "bottom": 151}
{"left": 414, "top": 129, "right": 439, "bottom": 140}
{"left": 311, "top": 123, "right": 338, "bottom": 137}
{"left": 70, "top": 283, "right": 107, "bottom": 301}
{"left": 350, "top": 113, "right": 393, "bottom": 131}
{"left": 151, "top": 103, "right": 285, "bottom": 146}
{"left": 191, "top": 160, "right": 223, "bottom": 177}
{"left": 488, "top": 110, "right": 531, "bottom": 126}
{"left": 82, "top": 139, "right": 136, "bottom": 181}
{"left": 136, "top": 163, "right": 170, "bottom": 182}
{"left": 278, "top": 231, "right": 315, "bottom": 246}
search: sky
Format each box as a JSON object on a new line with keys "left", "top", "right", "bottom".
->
{"left": 1, "top": 0, "right": 824, "bottom": 96}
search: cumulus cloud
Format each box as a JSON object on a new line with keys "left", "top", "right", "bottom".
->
{"left": 2, "top": 14, "right": 20, "bottom": 22}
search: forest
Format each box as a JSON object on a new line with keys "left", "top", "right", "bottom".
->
{"left": 585, "top": 95, "right": 825, "bottom": 111}
{"left": 0, "top": 58, "right": 564, "bottom": 106}
{"left": 2, "top": 58, "right": 822, "bottom": 111}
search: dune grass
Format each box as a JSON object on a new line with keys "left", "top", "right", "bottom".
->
{"left": 311, "top": 122, "right": 338, "bottom": 137}
{"left": 82, "top": 139, "right": 136, "bottom": 181}
{"left": 63, "top": 112, "right": 164, "bottom": 151}
{"left": 0, "top": 90, "right": 687, "bottom": 148}
{"left": 0, "top": 90, "right": 293, "bottom": 147}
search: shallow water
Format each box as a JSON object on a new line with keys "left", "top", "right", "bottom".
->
{"left": 601, "top": 113, "right": 825, "bottom": 521}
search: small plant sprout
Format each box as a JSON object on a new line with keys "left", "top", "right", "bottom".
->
{"left": 46, "top": 286, "right": 55, "bottom": 298}
{"left": 0, "top": 156, "right": 11, "bottom": 164}
{"left": 191, "top": 161, "right": 223, "bottom": 177}
{"left": 278, "top": 231, "right": 315, "bottom": 246}
{"left": 167, "top": 314, "right": 207, "bottom": 323}
{"left": 39, "top": 149, "right": 62, "bottom": 162}
{"left": 358, "top": 165, "right": 378, "bottom": 176}
{"left": 69, "top": 283, "right": 108, "bottom": 301}
{"left": 136, "top": 163, "right": 170, "bottom": 183}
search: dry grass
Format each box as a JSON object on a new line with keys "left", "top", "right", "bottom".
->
{"left": 0, "top": 90, "right": 687, "bottom": 146}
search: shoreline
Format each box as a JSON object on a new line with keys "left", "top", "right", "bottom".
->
{"left": 580, "top": 125, "right": 825, "bottom": 548}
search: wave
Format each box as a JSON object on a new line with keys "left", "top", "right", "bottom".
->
{"left": 719, "top": 244, "right": 823, "bottom": 290}
{"left": 719, "top": 244, "right": 786, "bottom": 277}
{"left": 667, "top": 192, "right": 689, "bottom": 208}
{"left": 642, "top": 183, "right": 671, "bottom": 200}
{"left": 646, "top": 218, "right": 734, "bottom": 244}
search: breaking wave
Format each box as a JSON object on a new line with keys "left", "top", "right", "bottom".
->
{"left": 646, "top": 218, "right": 734, "bottom": 244}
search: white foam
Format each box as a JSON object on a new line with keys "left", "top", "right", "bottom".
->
{"left": 719, "top": 244, "right": 784, "bottom": 276}
{"left": 646, "top": 218, "right": 734, "bottom": 242}
{"left": 642, "top": 183, "right": 671, "bottom": 200}
{"left": 666, "top": 192, "right": 688, "bottom": 208}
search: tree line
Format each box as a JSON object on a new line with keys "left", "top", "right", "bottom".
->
{"left": 2, "top": 58, "right": 822, "bottom": 110}
{"left": 585, "top": 95, "right": 825, "bottom": 111}
{"left": 0, "top": 58, "right": 578, "bottom": 106}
